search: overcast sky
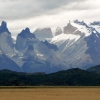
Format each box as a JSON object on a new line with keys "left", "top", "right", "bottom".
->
{"left": 0, "top": 0, "right": 100, "bottom": 39}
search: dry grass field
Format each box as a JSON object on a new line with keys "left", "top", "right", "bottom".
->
{"left": 0, "top": 87, "right": 100, "bottom": 100}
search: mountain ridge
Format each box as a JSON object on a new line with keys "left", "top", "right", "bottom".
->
{"left": 0, "top": 20, "right": 100, "bottom": 73}
{"left": 51, "top": 20, "right": 100, "bottom": 70}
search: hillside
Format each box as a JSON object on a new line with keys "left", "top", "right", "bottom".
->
{"left": 0, "top": 68, "right": 100, "bottom": 86}
{"left": 87, "top": 65, "right": 100, "bottom": 74}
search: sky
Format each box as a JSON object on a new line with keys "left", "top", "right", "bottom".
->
{"left": 0, "top": 0, "right": 100, "bottom": 39}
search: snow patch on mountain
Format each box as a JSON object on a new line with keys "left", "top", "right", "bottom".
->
{"left": 90, "top": 22, "right": 100, "bottom": 33}
{"left": 37, "top": 53, "right": 44, "bottom": 57}
{"left": 51, "top": 33, "right": 80, "bottom": 46}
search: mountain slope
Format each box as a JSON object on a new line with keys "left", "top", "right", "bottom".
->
{"left": 51, "top": 20, "right": 100, "bottom": 69}
{"left": 15, "top": 27, "right": 37, "bottom": 52}
{"left": 15, "top": 27, "right": 67, "bottom": 73}
{"left": 0, "top": 68, "right": 100, "bottom": 86}
{"left": 1, "top": 20, "right": 100, "bottom": 73}
{"left": 0, "top": 21, "right": 22, "bottom": 71}
{"left": 87, "top": 65, "right": 100, "bottom": 74}
{"left": 0, "top": 54, "right": 22, "bottom": 72}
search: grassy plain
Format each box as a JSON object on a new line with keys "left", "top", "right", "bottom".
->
{"left": 0, "top": 87, "right": 100, "bottom": 100}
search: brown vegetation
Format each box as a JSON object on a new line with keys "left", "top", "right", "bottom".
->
{"left": 0, "top": 87, "right": 100, "bottom": 100}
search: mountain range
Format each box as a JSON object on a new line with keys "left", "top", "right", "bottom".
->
{"left": 0, "top": 20, "right": 100, "bottom": 73}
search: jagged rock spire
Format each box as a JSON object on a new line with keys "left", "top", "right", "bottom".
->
{"left": 1, "top": 21, "right": 7, "bottom": 28}
{"left": 55, "top": 27, "right": 62, "bottom": 36}
{"left": 0, "top": 21, "right": 10, "bottom": 34}
{"left": 18, "top": 27, "right": 35, "bottom": 38}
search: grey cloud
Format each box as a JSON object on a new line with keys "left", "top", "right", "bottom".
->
{"left": 0, "top": 0, "right": 99, "bottom": 39}
{"left": 65, "top": 0, "right": 100, "bottom": 11}
{"left": 0, "top": 0, "right": 87, "bottom": 20}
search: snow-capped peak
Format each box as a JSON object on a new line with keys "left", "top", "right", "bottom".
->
{"left": 90, "top": 21, "right": 100, "bottom": 26}
{"left": 68, "top": 20, "right": 93, "bottom": 36}
{"left": 68, "top": 20, "right": 100, "bottom": 37}
{"left": 90, "top": 21, "right": 100, "bottom": 33}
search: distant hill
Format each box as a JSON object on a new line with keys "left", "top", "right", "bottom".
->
{"left": 0, "top": 68, "right": 100, "bottom": 86}
{"left": 87, "top": 65, "right": 100, "bottom": 74}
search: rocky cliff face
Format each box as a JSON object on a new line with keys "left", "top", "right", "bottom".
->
{"left": 15, "top": 28, "right": 37, "bottom": 52}
{"left": 0, "top": 21, "right": 14, "bottom": 55}
{"left": 0, "top": 21, "right": 11, "bottom": 34}
{"left": 14, "top": 26, "right": 66, "bottom": 73}
{"left": 33, "top": 28, "right": 53, "bottom": 41}
{"left": 55, "top": 27, "right": 62, "bottom": 36}
{"left": 0, "top": 21, "right": 64, "bottom": 73}
{"left": 64, "top": 23, "right": 77, "bottom": 34}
